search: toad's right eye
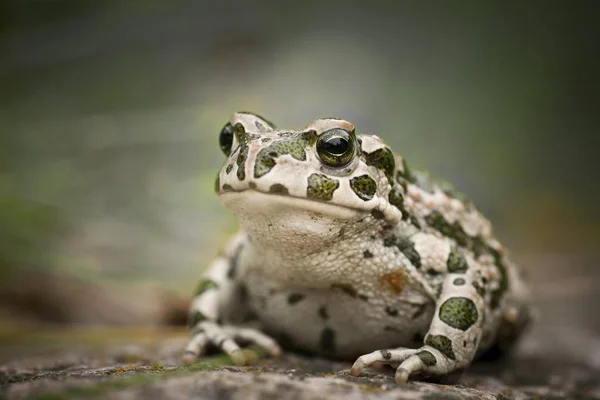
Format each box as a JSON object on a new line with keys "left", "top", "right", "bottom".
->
{"left": 219, "top": 122, "right": 234, "bottom": 156}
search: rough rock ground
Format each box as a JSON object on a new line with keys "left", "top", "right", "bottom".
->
{"left": 1, "top": 322, "right": 599, "bottom": 400}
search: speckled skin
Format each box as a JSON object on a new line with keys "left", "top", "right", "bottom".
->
{"left": 184, "top": 112, "right": 532, "bottom": 384}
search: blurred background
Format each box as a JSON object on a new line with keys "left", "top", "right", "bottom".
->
{"left": 1, "top": 0, "right": 598, "bottom": 354}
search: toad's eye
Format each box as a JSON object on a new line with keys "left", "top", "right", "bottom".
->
{"left": 219, "top": 122, "right": 234, "bottom": 156}
{"left": 316, "top": 128, "right": 356, "bottom": 167}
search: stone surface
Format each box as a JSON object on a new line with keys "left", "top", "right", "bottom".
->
{"left": 1, "top": 323, "right": 599, "bottom": 400}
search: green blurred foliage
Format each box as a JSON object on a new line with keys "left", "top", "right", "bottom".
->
{"left": 0, "top": 1, "right": 598, "bottom": 323}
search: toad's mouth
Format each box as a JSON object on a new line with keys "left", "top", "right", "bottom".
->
{"left": 219, "top": 189, "right": 367, "bottom": 221}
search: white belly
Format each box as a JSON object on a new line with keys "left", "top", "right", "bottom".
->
{"left": 243, "top": 275, "right": 436, "bottom": 359}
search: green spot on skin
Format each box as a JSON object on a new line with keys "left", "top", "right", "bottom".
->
{"left": 388, "top": 186, "right": 404, "bottom": 209}
{"left": 319, "top": 327, "right": 336, "bottom": 354}
{"left": 194, "top": 279, "right": 219, "bottom": 296}
{"left": 439, "top": 297, "right": 479, "bottom": 331}
{"left": 471, "top": 236, "right": 508, "bottom": 309}
{"left": 416, "top": 350, "right": 437, "bottom": 366}
{"left": 254, "top": 131, "right": 317, "bottom": 178}
{"left": 447, "top": 248, "right": 468, "bottom": 273}
{"left": 236, "top": 143, "right": 249, "bottom": 181}
{"left": 410, "top": 215, "right": 421, "bottom": 228}
{"left": 188, "top": 311, "right": 207, "bottom": 329}
{"left": 254, "top": 155, "right": 276, "bottom": 178}
{"left": 425, "top": 213, "right": 508, "bottom": 309}
{"left": 364, "top": 147, "right": 395, "bottom": 182}
{"left": 453, "top": 278, "right": 466, "bottom": 286}
{"left": 307, "top": 173, "right": 340, "bottom": 201}
{"left": 425, "top": 334, "right": 456, "bottom": 360}
{"left": 383, "top": 235, "right": 422, "bottom": 268}
{"left": 287, "top": 293, "right": 305, "bottom": 305}
{"left": 225, "top": 164, "right": 233, "bottom": 174}
{"left": 473, "top": 281, "right": 486, "bottom": 297}
{"left": 388, "top": 185, "right": 413, "bottom": 222}
{"left": 486, "top": 247, "right": 507, "bottom": 309}
{"left": 425, "top": 211, "right": 469, "bottom": 247}
{"left": 269, "top": 184, "right": 289, "bottom": 195}
{"left": 350, "top": 175, "right": 377, "bottom": 201}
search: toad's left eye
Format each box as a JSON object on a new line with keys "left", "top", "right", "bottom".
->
{"left": 219, "top": 122, "right": 234, "bottom": 156}
{"left": 316, "top": 128, "right": 356, "bottom": 167}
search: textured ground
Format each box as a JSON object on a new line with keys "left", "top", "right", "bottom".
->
{"left": 1, "top": 321, "right": 599, "bottom": 400}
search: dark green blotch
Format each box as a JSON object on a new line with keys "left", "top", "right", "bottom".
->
{"left": 236, "top": 143, "right": 249, "bottom": 181}
{"left": 453, "top": 278, "right": 466, "bottom": 286}
{"left": 194, "top": 279, "right": 219, "bottom": 296}
{"left": 363, "top": 250, "right": 373, "bottom": 258}
{"left": 410, "top": 215, "right": 421, "bottom": 228}
{"left": 380, "top": 349, "right": 392, "bottom": 360}
{"left": 365, "top": 147, "right": 395, "bottom": 182}
{"left": 187, "top": 311, "right": 207, "bottom": 329}
{"left": 254, "top": 156, "right": 276, "bottom": 179}
{"left": 350, "top": 175, "right": 377, "bottom": 201}
{"left": 331, "top": 283, "right": 357, "bottom": 298}
{"left": 371, "top": 209, "right": 385, "bottom": 220}
{"left": 319, "top": 328, "right": 336, "bottom": 354}
{"left": 471, "top": 236, "right": 488, "bottom": 258}
{"left": 287, "top": 293, "right": 305, "bottom": 305}
{"left": 225, "top": 164, "right": 233, "bottom": 174}
{"left": 307, "top": 173, "right": 340, "bottom": 201}
{"left": 425, "top": 334, "right": 456, "bottom": 360}
{"left": 447, "top": 248, "right": 468, "bottom": 273}
{"left": 487, "top": 247, "right": 507, "bottom": 308}
{"left": 331, "top": 283, "right": 368, "bottom": 301}
{"left": 254, "top": 131, "right": 317, "bottom": 178}
{"left": 471, "top": 236, "right": 508, "bottom": 309}
{"left": 233, "top": 122, "right": 260, "bottom": 143}
{"left": 388, "top": 186, "right": 404, "bottom": 209}
{"left": 383, "top": 235, "right": 422, "bottom": 268}
{"left": 269, "top": 184, "right": 289, "bottom": 195}
{"left": 318, "top": 306, "right": 329, "bottom": 320}
{"left": 473, "top": 281, "right": 486, "bottom": 297}
{"left": 227, "top": 244, "right": 243, "bottom": 278}
{"left": 416, "top": 350, "right": 437, "bottom": 366}
{"left": 385, "top": 306, "right": 398, "bottom": 316}
{"left": 425, "top": 212, "right": 508, "bottom": 308}
{"left": 425, "top": 210, "right": 469, "bottom": 247}
{"left": 222, "top": 184, "right": 233, "bottom": 192}
{"left": 439, "top": 297, "right": 479, "bottom": 331}
{"left": 388, "top": 186, "right": 412, "bottom": 222}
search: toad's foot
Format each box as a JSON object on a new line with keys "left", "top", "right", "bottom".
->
{"left": 351, "top": 346, "right": 451, "bottom": 384}
{"left": 182, "top": 321, "right": 281, "bottom": 366}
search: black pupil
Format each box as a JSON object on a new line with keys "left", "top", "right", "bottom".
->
{"left": 220, "top": 123, "right": 234, "bottom": 153}
{"left": 323, "top": 136, "right": 349, "bottom": 155}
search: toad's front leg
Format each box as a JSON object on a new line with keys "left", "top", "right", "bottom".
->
{"left": 351, "top": 270, "right": 485, "bottom": 383}
{"left": 183, "top": 234, "right": 281, "bottom": 365}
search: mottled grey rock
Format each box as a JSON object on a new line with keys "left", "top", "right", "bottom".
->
{"left": 1, "top": 324, "right": 599, "bottom": 400}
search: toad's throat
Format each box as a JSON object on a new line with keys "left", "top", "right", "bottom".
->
{"left": 219, "top": 190, "right": 368, "bottom": 253}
